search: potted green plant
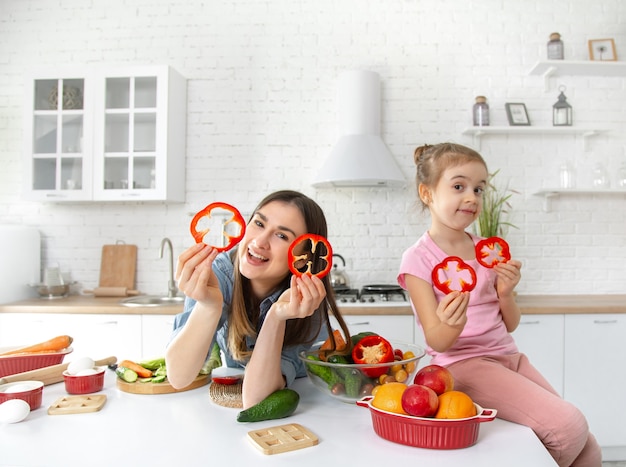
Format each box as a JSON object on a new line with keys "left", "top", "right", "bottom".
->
{"left": 474, "top": 170, "right": 518, "bottom": 238}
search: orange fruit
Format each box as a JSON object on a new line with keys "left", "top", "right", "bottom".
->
{"left": 435, "top": 390, "right": 477, "bottom": 419}
{"left": 371, "top": 382, "right": 408, "bottom": 415}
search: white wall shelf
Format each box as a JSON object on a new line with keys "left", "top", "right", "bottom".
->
{"left": 533, "top": 188, "right": 626, "bottom": 211}
{"left": 529, "top": 60, "right": 626, "bottom": 90}
{"left": 462, "top": 126, "right": 605, "bottom": 150}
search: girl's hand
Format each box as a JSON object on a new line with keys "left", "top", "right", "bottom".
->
{"left": 494, "top": 259, "right": 522, "bottom": 297}
{"left": 175, "top": 243, "right": 223, "bottom": 305}
{"left": 435, "top": 290, "right": 469, "bottom": 329}
{"left": 274, "top": 274, "right": 326, "bottom": 321}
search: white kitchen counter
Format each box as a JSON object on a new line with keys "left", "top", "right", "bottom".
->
{"left": 0, "top": 371, "right": 557, "bottom": 466}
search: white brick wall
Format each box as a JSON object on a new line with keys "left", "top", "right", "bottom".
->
{"left": 0, "top": 0, "right": 625, "bottom": 295}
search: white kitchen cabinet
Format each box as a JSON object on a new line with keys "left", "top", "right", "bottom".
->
{"left": 23, "top": 69, "right": 94, "bottom": 201}
{"left": 92, "top": 66, "right": 186, "bottom": 202}
{"left": 563, "top": 314, "right": 626, "bottom": 454}
{"left": 141, "top": 314, "right": 175, "bottom": 359}
{"left": 511, "top": 314, "right": 564, "bottom": 395}
{"left": 23, "top": 66, "right": 186, "bottom": 203}
{"left": 0, "top": 313, "right": 142, "bottom": 362}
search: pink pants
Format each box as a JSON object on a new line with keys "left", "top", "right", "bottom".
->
{"left": 447, "top": 353, "right": 601, "bottom": 467}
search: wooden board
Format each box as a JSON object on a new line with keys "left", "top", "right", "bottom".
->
{"left": 247, "top": 424, "right": 319, "bottom": 455}
{"left": 48, "top": 395, "right": 107, "bottom": 415}
{"left": 116, "top": 374, "right": 209, "bottom": 394}
{"left": 99, "top": 244, "right": 137, "bottom": 290}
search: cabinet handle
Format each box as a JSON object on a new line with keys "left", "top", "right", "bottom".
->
{"left": 520, "top": 320, "right": 541, "bottom": 325}
{"left": 348, "top": 321, "right": 370, "bottom": 326}
{"left": 98, "top": 320, "right": 119, "bottom": 325}
{"left": 593, "top": 319, "right": 618, "bottom": 325}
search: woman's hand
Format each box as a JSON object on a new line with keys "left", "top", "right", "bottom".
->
{"left": 494, "top": 259, "right": 522, "bottom": 297}
{"left": 175, "top": 243, "right": 222, "bottom": 305}
{"left": 273, "top": 274, "right": 326, "bottom": 321}
{"left": 435, "top": 290, "right": 469, "bottom": 329}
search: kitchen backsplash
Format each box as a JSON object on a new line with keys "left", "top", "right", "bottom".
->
{"left": 0, "top": 0, "right": 625, "bottom": 296}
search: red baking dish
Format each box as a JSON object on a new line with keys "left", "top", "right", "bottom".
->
{"left": 356, "top": 396, "right": 497, "bottom": 449}
{"left": 0, "top": 348, "right": 73, "bottom": 378}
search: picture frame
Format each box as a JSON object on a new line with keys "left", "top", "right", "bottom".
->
{"left": 588, "top": 39, "right": 617, "bottom": 61}
{"left": 505, "top": 103, "right": 531, "bottom": 126}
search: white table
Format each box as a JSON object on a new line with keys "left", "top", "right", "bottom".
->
{"left": 0, "top": 371, "right": 557, "bottom": 466}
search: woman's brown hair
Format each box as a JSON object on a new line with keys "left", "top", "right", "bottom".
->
{"left": 227, "top": 190, "right": 351, "bottom": 361}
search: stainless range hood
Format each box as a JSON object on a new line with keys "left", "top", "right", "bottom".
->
{"left": 312, "top": 70, "right": 405, "bottom": 188}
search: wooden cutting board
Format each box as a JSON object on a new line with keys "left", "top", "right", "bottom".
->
{"left": 116, "top": 374, "right": 209, "bottom": 394}
{"left": 99, "top": 244, "right": 137, "bottom": 290}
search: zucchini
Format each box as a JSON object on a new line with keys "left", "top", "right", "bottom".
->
{"left": 115, "top": 366, "right": 138, "bottom": 383}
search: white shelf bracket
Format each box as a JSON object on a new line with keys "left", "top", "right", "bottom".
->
{"left": 472, "top": 130, "right": 485, "bottom": 150}
{"left": 542, "top": 66, "right": 557, "bottom": 91}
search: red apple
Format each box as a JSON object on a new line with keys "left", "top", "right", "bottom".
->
{"left": 413, "top": 364, "right": 454, "bottom": 395}
{"left": 401, "top": 384, "right": 439, "bottom": 417}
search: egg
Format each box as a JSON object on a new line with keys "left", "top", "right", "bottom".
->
{"left": 75, "top": 368, "right": 99, "bottom": 376}
{"left": 0, "top": 399, "right": 30, "bottom": 424}
{"left": 67, "top": 357, "right": 95, "bottom": 375}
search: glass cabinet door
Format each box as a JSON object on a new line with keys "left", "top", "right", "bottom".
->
{"left": 28, "top": 78, "right": 87, "bottom": 197}
{"left": 101, "top": 76, "right": 157, "bottom": 194}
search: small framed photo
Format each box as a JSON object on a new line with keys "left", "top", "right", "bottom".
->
{"left": 505, "top": 103, "right": 531, "bottom": 126}
{"left": 588, "top": 39, "right": 617, "bottom": 61}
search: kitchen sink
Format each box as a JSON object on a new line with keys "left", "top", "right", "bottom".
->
{"left": 120, "top": 295, "right": 185, "bottom": 307}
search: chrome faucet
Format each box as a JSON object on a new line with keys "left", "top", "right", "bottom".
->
{"left": 159, "top": 237, "right": 179, "bottom": 298}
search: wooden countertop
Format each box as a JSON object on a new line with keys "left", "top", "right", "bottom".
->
{"left": 0, "top": 294, "right": 624, "bottom": 315}
{"left": 0, "top": 295, "right": 183, "bottom": 315}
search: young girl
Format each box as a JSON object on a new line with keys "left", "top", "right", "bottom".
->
{"left": 166, "top": 190, "right": 350, "bottom": 408}
{"left": 397, "top": 143, "right": 601, "bottom": 467}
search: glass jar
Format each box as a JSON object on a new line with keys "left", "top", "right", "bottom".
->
{"left": 547, "top": 32, "right": 564, "bottom": 60}
{"left": 592, "top": 163, "right": 609, "bottom": 188}
{"left": 617, "top": 161, "right": 626, "bottom": 188}
{"left": 473, "top": 96, "right": 489, "bottom": 126}
{"left": 559, "top": 162, "right": 576, "bottom": 189}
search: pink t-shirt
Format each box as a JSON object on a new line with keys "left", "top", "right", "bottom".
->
{"left": 397, "top": 231, "right": 518, "bottom": 366}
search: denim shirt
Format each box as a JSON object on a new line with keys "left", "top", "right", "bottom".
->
{"left": 170, "top": 249, "right": 324, "bottom": 386}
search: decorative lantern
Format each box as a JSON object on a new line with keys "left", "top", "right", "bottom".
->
{"left": 553, "top": 85, "right": 572, "bottom": 126}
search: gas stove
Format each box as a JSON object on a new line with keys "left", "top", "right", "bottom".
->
{"left": 333, "top": 284, "right": 409, "bottom": 307}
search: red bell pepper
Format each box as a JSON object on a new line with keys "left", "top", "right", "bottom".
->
{"left": 190, "top": 202, "right": 246, "bottom": 252}
{"left": 287, "top": 234, "right": 333, "bottom": 279}
{"left": 431, "top": 256, "right": 477, "bottom": 294}
{"left": 351, "top": 335, "right": 395, "bottom": 378}
{"left": 475, "top": 236, "right": 511, "bottom": 268}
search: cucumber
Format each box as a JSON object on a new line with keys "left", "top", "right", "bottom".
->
{"left": 236, "top": 388, "right": 300, "bottom": 423}
{"left": 116, "top": 366, "right": 138, "bottom": 383}
{"left": 305, "top": 355, "right": 343, "bottom": 388}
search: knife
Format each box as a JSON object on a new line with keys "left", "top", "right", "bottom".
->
{"left": 0, "top": 356, "right": 117, "bottom": 386}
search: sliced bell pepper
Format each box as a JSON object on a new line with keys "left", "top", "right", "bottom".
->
{"left": 351, "top": 334, "right": 395, "bottom": 378}
{"left": 475, "top": 236, "right": 511, "bottom": 268}
{"left": 431, "top": 256, "right": 477, "bottom": 294}
{"left": 287, "top": 233, "right": 333, "bottom": 279}
{"left": 190, "top": 202, "right": 246, "bottom": 252}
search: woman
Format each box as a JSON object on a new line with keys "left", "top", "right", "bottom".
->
{"left": 166, "top": 190, "right": 350, "bottom": 408}
{"left": 397, "top": 143, "right": 600, "bottom": 466}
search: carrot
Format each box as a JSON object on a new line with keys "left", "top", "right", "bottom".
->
{"left": 318, "top": 329, "right": 348, "bottom": 361}
{"left": 118, "top": 359, "right": 153, "bottom": 378}
{"left": 0, "top": 335, "right": 73, "bottom": 357}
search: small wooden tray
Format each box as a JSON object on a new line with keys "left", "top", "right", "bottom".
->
{"left": 247, "top": 423, "right": 318, "bottom": 455}
{"left": 116, "top": 374, "right": 209, "bottom": 394}
{"left": 48, "top": 395, "right": 107, "bottom": 415}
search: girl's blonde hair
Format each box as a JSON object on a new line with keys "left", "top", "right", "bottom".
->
{"left": 413, "top": 143, "right": 487, "bottom": 210}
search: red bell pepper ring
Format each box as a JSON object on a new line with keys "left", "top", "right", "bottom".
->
{"left": 287, "top": 234, "right": 333, "bottom": 279}
{"left": 190, "top": 202, "right": 246, "bottom": 252}
{"left": 432, "top": 256, "right": 477, "bottom": 294}
{"left": 475, "top": 236, "right": 511, "bottom": 268}
{"left": 351, "top": 335, "right": 395, "bottom": 378}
